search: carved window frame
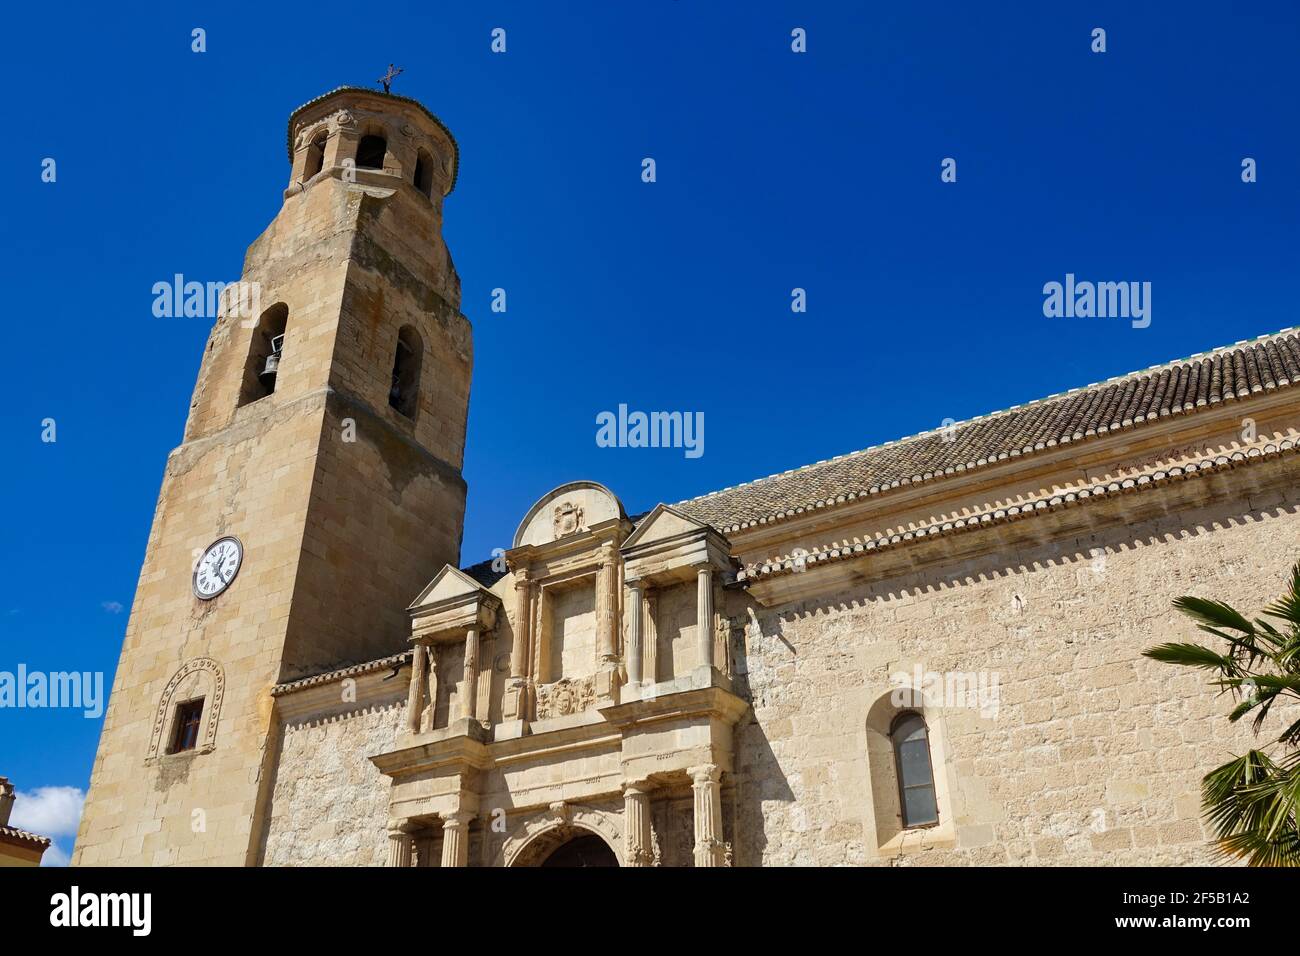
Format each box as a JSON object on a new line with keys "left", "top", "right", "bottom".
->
{"left": 147, "top": 658, "right": 226, "bottom": 760}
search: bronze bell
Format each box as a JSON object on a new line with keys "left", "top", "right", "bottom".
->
{"left": 259, "top": 334, "right": 285, "bottom": 388}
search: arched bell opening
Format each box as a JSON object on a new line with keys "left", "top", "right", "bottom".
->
{"left": 239, "top": 303, "right": 289, "bottom": 407}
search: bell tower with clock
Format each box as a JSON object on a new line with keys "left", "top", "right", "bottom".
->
{"left": 74, "top": 87, "right": 472, "bottom": 866}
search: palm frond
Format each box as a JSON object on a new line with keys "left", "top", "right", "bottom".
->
{"left": 1174, "top": 596, "right": 1256, "bottom": 635}
{"left": 1143, "top": 642, "right": 1236, "bottom": 673}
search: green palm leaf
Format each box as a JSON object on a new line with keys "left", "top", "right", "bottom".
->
{"left": 1148, "top": 563, "right": 1300, "bottom": 867}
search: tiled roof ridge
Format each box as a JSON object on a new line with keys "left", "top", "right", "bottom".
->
{"left": 739, "top": 437, "right": 1300, "bottom": 582}
{"left": 674, "top": 326, "right": 1300, "bottom": 532}
{"left": 271, "top": 651, "right": 412, "bottom": 697}
{"left": 0, "top": 825, "right": 52, "bottom": 847}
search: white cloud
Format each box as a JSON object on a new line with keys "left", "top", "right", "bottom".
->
{"left": 41, "top": 842, "right": 71, "bottom": 867}
{"left": 101, "top": 601, "right": 124, "bottom": 614}
{"left": 11, "top": 786, "right": 84, "bottom": 838}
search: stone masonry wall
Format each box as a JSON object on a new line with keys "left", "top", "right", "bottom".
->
{"left": 261, "top": 698, "right": 405, "bottom": 866}
{"left": 731, "top": 478, "right": 1300, "bottom": 866}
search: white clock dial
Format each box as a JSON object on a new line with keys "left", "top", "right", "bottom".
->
{"left": 193, "top": 536, "right": 243, "bottom": 599}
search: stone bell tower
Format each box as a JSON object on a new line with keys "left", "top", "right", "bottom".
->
{"left": 74, "top": 87, "right": 471, "bottom": 866}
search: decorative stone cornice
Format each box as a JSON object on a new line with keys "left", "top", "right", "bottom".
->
{"left": 620, "top": 503, "right": 734, "bottom": 587}
{"left": 271, "top": 651, "right": 411, "bottom": 697}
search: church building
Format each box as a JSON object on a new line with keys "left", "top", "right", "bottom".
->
{"left": 74, "top": 87, "right": 1300, "bottom": 866}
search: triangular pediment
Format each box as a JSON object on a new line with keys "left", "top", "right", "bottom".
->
{"left": 622, "top": 503, "right": 710, "bottom": 551}
{"left": 407, "top": 564, "right": 490, "bottom": 612}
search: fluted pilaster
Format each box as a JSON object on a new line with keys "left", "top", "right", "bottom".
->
{"left": 623, "top": 781, "right": 654, "bottom": 866}
{"left": 386, "top": 822, "right": 412, "bottom": 867}
{"left": 696, "top": 566, "right": 714, "bottom": 669}
{"left": 406, "top": 643, "right": 427, "bottom": 733}
{"left": 690, "top": 764, "right": 724, "bottom": 867}
{"left": 626, "top": 582, "right": 644, "bottom": 687}
{"left": 462, "top": 628, "right": 480, "bottom": 721}
{"left": 440, "top": 810, "right": 473, "bottom": 868}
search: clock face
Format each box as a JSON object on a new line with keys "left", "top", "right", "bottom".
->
{"left": 193, "top": 536, "right": 243, "bottom": 600}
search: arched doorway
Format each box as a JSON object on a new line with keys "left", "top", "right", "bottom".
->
{"left": 506, "top": 820, "right": 623, "bottom": 867}
{"left": 539, "top": 834, "right": 618, "bottom": 868}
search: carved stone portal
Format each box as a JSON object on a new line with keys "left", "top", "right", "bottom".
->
{"left": 502, "top": 806, "right": 624, "bottom": 867}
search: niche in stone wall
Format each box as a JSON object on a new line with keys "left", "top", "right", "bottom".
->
{"left": 534, "top": 579, "right": 598, "bottom": 719}
{"left": 652, "top": 582, "right": 698, "bottom": 682}
{"left": 548, "top": 583, "right": 596, "bottom": 680}
{"left": 431, "top": 643, "right": 465, "bottom": 730}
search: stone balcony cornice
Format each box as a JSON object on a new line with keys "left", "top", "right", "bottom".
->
{"left": 370, "top": 674, "right": 748, "bottom": 785}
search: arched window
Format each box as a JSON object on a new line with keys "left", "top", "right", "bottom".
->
{"left": 413, "top": 150, "right": 434, "bottom": 198}
{"left": 304, "top": 131, "right": 328, "bottom": 181}
{"left": 389, "top": 325, "right": 423, "bottom": 418}
{"left": 146, "top": 658, "right": 225, "bottom": 760}
{"left": 239, "top": 303, "right": 289, "bottom": 407}
{"left": 356, "top": 134, "right": 387, "bottom": 170}
{"left": 891, "top": 712, "right": 939, "bottom": 828}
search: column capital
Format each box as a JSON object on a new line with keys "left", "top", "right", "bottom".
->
{"left": 386, "top": 818, "right": 413, "bottom": 834}
{"left": 688, "top": 764, "right": 721, "bottom": 786}
{"left": 622, "top": 777, "right": 655, "bottom": 796}
{"left": 442, "top": 809, "right": 476, "bottom": 828}
{"left": 386, "top": 824, "right": 413, "bottom": 867}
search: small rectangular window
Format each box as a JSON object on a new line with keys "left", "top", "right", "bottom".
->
{"left": 169, "top": 698, "right": 205, "bottom": 754}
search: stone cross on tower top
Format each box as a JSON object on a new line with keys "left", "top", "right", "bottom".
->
{"left": 378, "top": 63, "right": 404, "bottom": 94}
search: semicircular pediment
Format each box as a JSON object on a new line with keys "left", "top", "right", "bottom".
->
{"left": 512, "top": 481, "right": 626, "bottom": 548}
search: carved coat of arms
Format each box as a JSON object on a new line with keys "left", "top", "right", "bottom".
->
{"left": 553, "top": 502, "right": 585, "bottom": 538}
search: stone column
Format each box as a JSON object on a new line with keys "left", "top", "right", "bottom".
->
{"left": 504, "top": 571, "right": 531, "bottom": 720}
{"left": 696, "top": 566, "right": 715, "bottom": 669}
{"left": 440, "top": 811, "right": 473, "bottom": 868}
{"left": 597, "top": 542, "right": 619, "bottom": 666}
{"left": 386, "top": 821, "right": 412, "bottom": 867}
{"left": 623, "top": 780, "right": 653, "bottom": 867}
{"left": 534, "top": 587, "right": 552, "bottom": 684}
{"left": 462, "top": 628, "right": 480, "bottom": 721}
{"left": 427, "top": 651, "right": 441, "bottom": 732}
{"left": 689, "top": 764, "right": 725, "bottom": 867}
{"left": 406, "top": 643, "right": 427, "bottom": 733}
{"left": 625, "top": 582, "right": 644, "bottom": 687}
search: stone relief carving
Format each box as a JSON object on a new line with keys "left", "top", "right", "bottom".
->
{"left": 534, "top": 676, "right": 595, "bottom": 719}
{"left": 650, "top": 819, "right": 663, "bottom": 867}
{"left": 552, "top": 501, "right": 585, "bottom": 538}
{"left": 146, "top": 657, "right": 225, "bottom": 759}
{"left": 500, "top": 804, "right": 623, "bottom": 867}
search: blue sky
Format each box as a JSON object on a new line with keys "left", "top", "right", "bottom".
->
{"left": 1, "top": 1, "right": 1296, "bottom": 862}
